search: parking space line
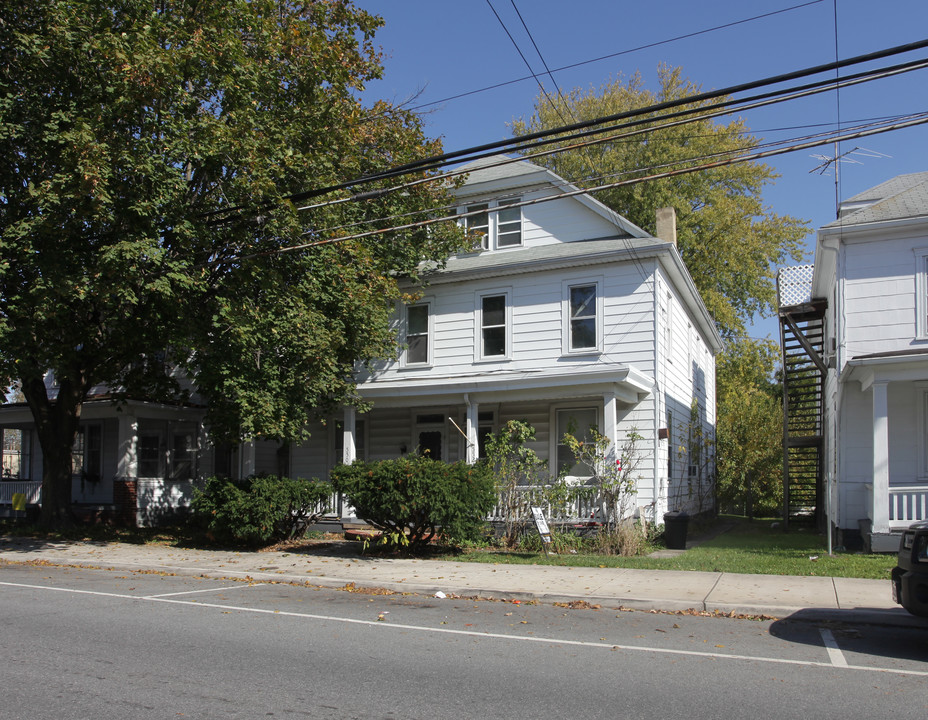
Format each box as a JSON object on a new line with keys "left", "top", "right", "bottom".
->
{"left": 145, "top": 584, "right": 264, "bottom": 599}
{"left": 820, "top": 628, "right": 849, "bottom": 667}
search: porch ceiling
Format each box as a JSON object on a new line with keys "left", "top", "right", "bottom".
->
{"left": 356, "top": 364, "right": 654, "bottom": 408}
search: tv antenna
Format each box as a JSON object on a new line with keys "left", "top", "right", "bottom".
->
{"left": 809, "top": 146, "right": 891, "bottom": 219}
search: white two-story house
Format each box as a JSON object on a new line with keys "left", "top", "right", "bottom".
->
{"left": 289, "top": 156, "right": 722, "bottom": 522}
{"left": 0, "top": 155, "right": 721, "bottom": 525}
{"left": 781, "top": 171, "right": 928, "bottom": 551}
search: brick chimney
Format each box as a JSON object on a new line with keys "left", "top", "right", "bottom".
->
{"left": 655, "top": 206, "right": 677, "bottom": 247}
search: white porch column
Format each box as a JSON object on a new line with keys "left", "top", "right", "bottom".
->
{"left": 602, "top": 391, "right": 619, "bottom": 464}
{"left": 464, "top": 395, "right": 479, "bottom": 465}
{"left": 116, "top": 414, "right": 138, "bottom": 479}
{"left": 872, "top": 381, "right": 890, "bottom": 534}
{"left": 342, "top": 407, "right": 357, "bottom": 465}
{"left": 240, "top": 440, "right": 256, "bottom": 478}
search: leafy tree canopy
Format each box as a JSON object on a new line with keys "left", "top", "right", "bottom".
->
{"left": 0, "top": 0, "right": 468, "bottom": 524}
{"left": 511, "top": 66, "right": 808, "bottom": 338}
{"left": 716, "top": 337, "right": 783, "bottom": 517}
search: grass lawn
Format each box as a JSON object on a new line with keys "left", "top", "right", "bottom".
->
{"left": 447, "top": 517, "right": 898, "bottom": 580}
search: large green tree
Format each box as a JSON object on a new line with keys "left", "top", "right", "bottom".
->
{"left": 0, "top": 0, "right": 467, "bottom": 526}
{"left": 511, "top": 66, "right": 807, "bottom": 338}
{"left": 715, "top": 337, "right": 783, "bottom": 517}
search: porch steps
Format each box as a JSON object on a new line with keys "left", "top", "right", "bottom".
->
{"left": 778, "top": 287, "right": 826, "bottom": 528}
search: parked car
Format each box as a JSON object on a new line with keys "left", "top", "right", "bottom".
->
{"left": 891, "top": 521, "right": 928, "bottom": 617}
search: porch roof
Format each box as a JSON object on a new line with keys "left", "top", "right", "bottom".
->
{"left": 356, "top": 363, "right": 654, "bottom": 408}
{"left": 840, "top": 349, "right": 928, "bottom": 390}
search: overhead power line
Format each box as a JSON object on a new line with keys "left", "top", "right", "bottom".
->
{"left": 400, "top": 0, "right": 827, "bottom": 113}
{"left": 225, "top": 111, "right": 928, "bottom": 264}
{"left": 292, "top": 54, "right": 928, "bottom": 220}
{"left": 274, "top": 37, "right": 928, "bottom": 207}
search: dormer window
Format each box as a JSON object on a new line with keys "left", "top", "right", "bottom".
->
{"left": 460, "top": 198, "right": 522, "bottom": 251}
{"left": 496, "top": 198, "right": 522, "bottom": 247}
{"left": 463, "top": 203, "right": 489, "bottom": 249}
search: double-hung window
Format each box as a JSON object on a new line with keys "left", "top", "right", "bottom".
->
{"left": 405, "top": 302, "right": 431, "bottom": 366}
{"left": 463, "top": 203, "right": 490, "bottom": 250}
{"left": 459, "top": 198, "right": 522, "bottom": 251}
{"left": 478, "top": 292, "right": 509, "bottom": 360}
{"left": 564, "top": 280, "right": 601, "bottom": 353}
{"left": 916, "top": 248, "right": 928, "bottom": 339}
{"left": 496, "top": 198, "right": 522, "bottom": 248}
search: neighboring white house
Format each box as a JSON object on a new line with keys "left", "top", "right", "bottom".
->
{"left": 780, "top": 171, "right": 928, "bottom": 551}
{"left": 0, "top": 156, "right": 721, "bottom": 526}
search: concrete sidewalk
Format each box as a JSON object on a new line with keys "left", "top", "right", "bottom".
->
{"left": 1, "top": 535, "right": 924, "bottom": 628}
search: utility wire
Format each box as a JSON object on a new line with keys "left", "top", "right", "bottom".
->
{"left": 272, "top": 37, "right": 928, "bottom": 208}
{"left": 293, "top": 55, "right": 928, "bottom": 221}
{"left": 400, "top": 0, "right": 827, "bottom": 113}
{"left": 226, "top": 112, "right": 928, "bottom": 263}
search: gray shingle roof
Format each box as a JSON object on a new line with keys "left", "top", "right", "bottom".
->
{"left": 825, "top": 171, "right": 928, "bottom": 227}
{"left": 421, "top": 235, "right": 668, "bottom": 280}
{"left": 455, "top": 155, "right": 547, "bottom": 185}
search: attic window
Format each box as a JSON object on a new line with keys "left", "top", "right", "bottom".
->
{"left": 496, "top": 198, "right": 522, "bottom": 247}
{"left": 459, "top": 198, "right": 522, "bottom": 251}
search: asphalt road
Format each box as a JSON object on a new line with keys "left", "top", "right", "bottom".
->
{"left": 1, "top": 563, "right": 926, "bottom": 719}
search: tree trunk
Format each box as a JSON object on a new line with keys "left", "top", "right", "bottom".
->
{"left": 21, "top": 372, "right": 86, "bottom": 528}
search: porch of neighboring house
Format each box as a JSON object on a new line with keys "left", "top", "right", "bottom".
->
{"left": 0, "top": 403, "right": 210, "bottom": 527}
{"left": 846, "top": 355, "right": 928, "bottom": 551}
{"left": 1, "top": 426, "right": 41, "bottom": 517}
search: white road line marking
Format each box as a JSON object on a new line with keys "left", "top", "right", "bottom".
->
{"left": 2, "top": 579, "right": 925, "bottom": 677}
{"left": 145, "top": 584, "right": 264, "bottom": 599}
{"left": 820, "top": 628, "right": 849, "bottom": 667}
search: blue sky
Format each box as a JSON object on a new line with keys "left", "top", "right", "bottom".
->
{"left": 359, "top": 0, "right": 928, "bottom": 340}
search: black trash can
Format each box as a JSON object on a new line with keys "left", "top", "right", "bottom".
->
{"left": 663, "top": 511, "right": 689, "bottom": 550}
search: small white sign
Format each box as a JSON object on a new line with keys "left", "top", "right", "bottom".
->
{"left": 530, "top": 506, "right": 551, "bottom": 543}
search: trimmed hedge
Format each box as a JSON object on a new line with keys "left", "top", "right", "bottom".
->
{"left": 192, "top": 474, "right": 331, "bottom": 546}
{"left": 330, "top": 455, "right": 495, "bottom": 548}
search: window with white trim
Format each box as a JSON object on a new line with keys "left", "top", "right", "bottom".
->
{"left": 478, "top": 291, "right": 509, "bottom": 359}
{"left": 915, "top": 248, "right": 928, "bottom": 338}
{"left": 463, "top": 203, "right": 489, "bottom": 249}
{"left": 564, "top": 281, "right": 600, "bottom": 353}
{"left": 2, "top": 429, "right": 30, "bottom": 480}
{"left": 404, "top": 302, "right": 431, "bottom": 365}
{"left": 459, "top": 198, "right": 522, "bottom": 251}
{"left": 496, "top": 198, "right": 522, "bottom": 247}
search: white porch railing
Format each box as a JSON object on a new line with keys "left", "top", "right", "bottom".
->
{"left": 328, "top": 486, "right": 604, "bottom": 524}
{"left": 487, "top": 485, "right": 603, "bottom": 524}
{"left": 889, "top": 485, "right": 928, "bottom": 529}
{"left": 0, "top": 481, "right": 42, "bottom": 505}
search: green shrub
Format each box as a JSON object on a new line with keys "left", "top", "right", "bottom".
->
{"left": 192, "top": 474, "right": 331, "bottom": 546}
{"left": 330, "top": 455, "right": 495, "bottom": 549}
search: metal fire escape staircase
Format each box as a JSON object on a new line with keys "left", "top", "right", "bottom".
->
{"left": 777, "top": 266, "right": 827, "bottom": 527}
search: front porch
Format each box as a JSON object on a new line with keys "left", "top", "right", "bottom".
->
{"left": 840, "top": 354, "right": 928, "bottom": 551}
